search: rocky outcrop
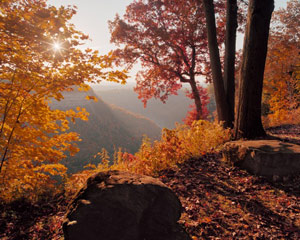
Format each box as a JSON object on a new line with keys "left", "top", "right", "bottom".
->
{"left": 223, "top": 140, "right": 300, "bottom": 181}
{"left": 63, "top": 170, "right": 191, "bottom": 240}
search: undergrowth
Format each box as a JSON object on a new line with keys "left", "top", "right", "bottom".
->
{"left": 1, "top": 120, "right": 231, "bottom": 239}
{"left": 66, "top": 120, "right": 231, "bottom": 195}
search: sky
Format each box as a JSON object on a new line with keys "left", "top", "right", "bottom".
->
{"left": 48, "top": 0, "right": 288, "bottom": 53}
{"left": 48, "top": 0, "right": 288, "bottom": 85}
{"left": 48, "top": 0, "right": 130, "bottom": 55}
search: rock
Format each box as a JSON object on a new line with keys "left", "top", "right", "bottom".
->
{"left": 223, "top": 140, "right": 300, "bottom": 181}
{"left": 63, "top": 170, "right": 191, "bottom": 240}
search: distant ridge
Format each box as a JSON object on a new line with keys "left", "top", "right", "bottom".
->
{"left": 94, "top": 87, "right": 193, "bottom": 129}
{"left": 94, "top": 86, "right": 217, "bottom": 128}
{"left": 50, "top": 88, "right": 161, "bottom": 173}
{"left": 109, "top": 103, "right": 161, "bottom": 141}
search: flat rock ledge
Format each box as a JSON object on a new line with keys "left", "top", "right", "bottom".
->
{"left": 223, "top": 140, "right": 300, "bottom": 181}
{"left": 63, "top": 170, "right": 191, "bottom": 240}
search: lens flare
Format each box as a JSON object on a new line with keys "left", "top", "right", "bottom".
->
{"left": 53, "top": 42, "right": 61, "bottom": 51}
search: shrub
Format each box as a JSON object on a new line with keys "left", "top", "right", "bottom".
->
{"left": 74, "top": 120, "right": 231, "bottom": 180}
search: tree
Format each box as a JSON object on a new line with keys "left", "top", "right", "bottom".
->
{"left": 202, "top": 0, "right": 229, "bottom": 127}
{"left": 234, "top": 0, "right": 274, "bottom": 139}
{"left": 202, "top": 0, "right": 274, "bottom": 138}
{"left": 263, "top": 0, "right": 300, "bottom": 126}
{"left": 223, "top": 0, "right": 237, "bottom": 128}
{"left": 201, "top": 0, "right": 240, "bottom": 128}
{"left": 109, "top": 0, "right": 226, "bottom": 120}
{"left": 183, "top": 86, "right": 210, "bottom": 125}
{"left": 0, "top": 0, "right": 126, "bottom": 201}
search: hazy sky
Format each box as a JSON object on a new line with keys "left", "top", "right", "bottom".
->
{"left": 48, "top": 0, "right": 288, "bottom": 54}
{"left": 48, "top": 0, "right": 288, "bottom": 85}
{"left": 48, "top": 0, "right": 131, "bottom": 54}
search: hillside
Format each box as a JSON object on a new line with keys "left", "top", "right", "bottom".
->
{"left": 94, "top": 86, "right": 217, "bottom": 129}
{"left": 94, "top": 87, "right": 193, "bottom": 129}
{"left": 110, "top": 104, "right": 161, "bottom": 141}
{"left": 50, "top": 88, "right": 161, "bottom": 173}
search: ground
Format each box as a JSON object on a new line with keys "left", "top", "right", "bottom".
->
{"left": 267, "top": 124, "right": 300, "bottom": 145}
{"left": 0, "top": 125, "right": 299, "bottom": 239}
{"left": 160, "top": 153, "right": 300, "bottom": 239}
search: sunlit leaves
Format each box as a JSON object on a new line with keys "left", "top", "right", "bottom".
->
{"left": 85, "top": 95, "right": 98, "bottom": 102}
{"left": 0, "top": 0, "right": 126, "bottom": 202}
{"left": 263, "top": 0, "right": 300, "bottom": 127}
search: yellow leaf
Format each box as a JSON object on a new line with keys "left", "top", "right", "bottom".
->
{"left": 85, "top": 95, "right": 98, "bottom": 102}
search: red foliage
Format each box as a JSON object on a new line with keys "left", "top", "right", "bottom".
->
{"left": 109, "top": 0, "right": 226, "bottom": 108}
{"left": 183, "top": 86, "right": 210, "bottom": 125}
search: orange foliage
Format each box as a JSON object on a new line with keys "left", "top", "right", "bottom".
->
{"left": 0, "top": 0, "right": 127, "bottom": 202}
{"left": 263, "top": 0, "right": 300, "bottom": 127}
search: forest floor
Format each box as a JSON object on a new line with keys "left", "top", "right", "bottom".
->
{"left": 0, "top": 124, "right": 299, "bottom": 239}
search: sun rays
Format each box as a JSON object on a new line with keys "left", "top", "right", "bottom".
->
{"left": 53, "top": 42, "right": 62, "bottom": 52}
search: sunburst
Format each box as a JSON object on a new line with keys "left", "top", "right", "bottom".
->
{"left": 53, "top": 42, "right": 62, "bottom": 52}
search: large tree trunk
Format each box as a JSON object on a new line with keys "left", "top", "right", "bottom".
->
{"left": 202, "top": 0, "right": 230, "bottom": 127}
{"left": 224, "top": 0, "right": 237, "bottom": 128}
{"left": 189, "top": 78, "right": 203, "bottom": 120}
{"left": 234, "top": 0, "right": 274, "bottom": 139}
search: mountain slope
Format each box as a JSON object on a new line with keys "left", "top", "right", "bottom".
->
{"left": 50, "top": 88, "right": 161, "bottom": 173}
{"left": 94, "top": 87, "right": 193, "bottom": 129}
{"left": 110, "top": 104, "right": 161, "bottom": 141}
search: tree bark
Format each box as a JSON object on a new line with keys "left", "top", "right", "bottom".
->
{"left": 224, "top": 0, "right": 237, "bottom": 128}
{"left": 189, "top": 78, "right": 203, "bottom": 120}
{"left": 234, "top": 0, "right": 274, "bottom": 139}
{"left": 202, "top": 0, "right": 230, "bottom": 127}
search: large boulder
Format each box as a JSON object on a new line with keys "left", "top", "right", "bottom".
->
{"left": 223, "top": 140, "right": 300, "bottom": 181}
{"left": 63, "top": 170, "right": 191, "bottom": 240}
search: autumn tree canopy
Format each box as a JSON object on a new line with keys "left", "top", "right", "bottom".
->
{"left": 263, "top": 0, "right": 300, "bottom": 126}
{"left": 0, "top": 0, "right": 127, "bottom": 200}
{"left": 109, "top": 0, "right": 226, "bottom": 120}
